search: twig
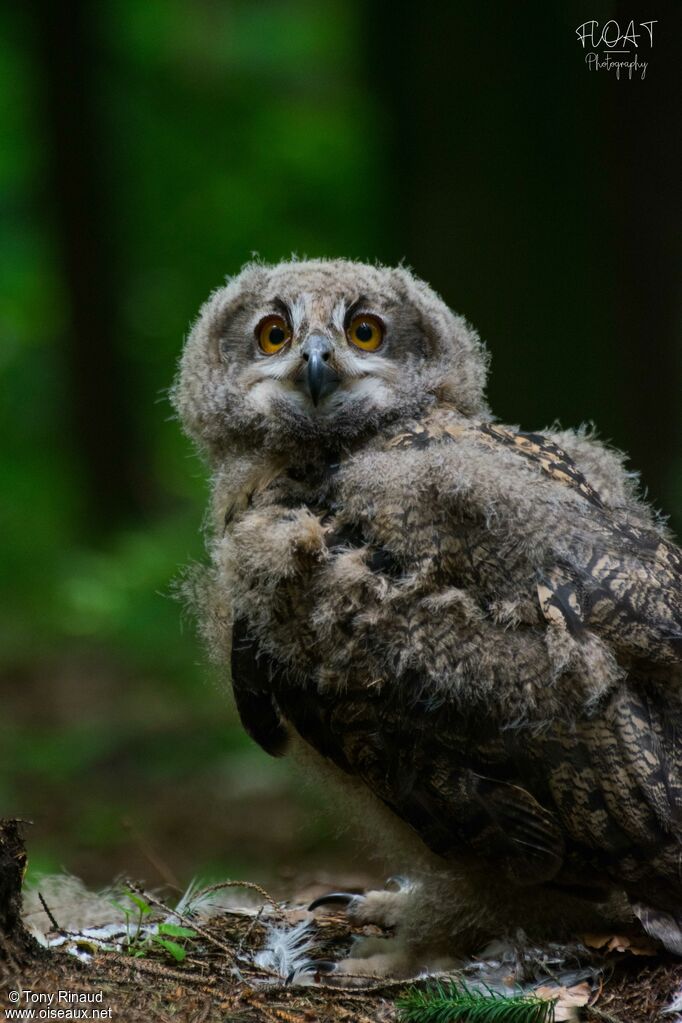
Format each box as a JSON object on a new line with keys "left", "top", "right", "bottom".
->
{"left": 191, "top": 879, "right": 282, "bottom": 915}
{"left": 38, "top": 892, "right": 67, "bottom": 935}
{"left": 242, "top": 993, "right": 308, "bottom": 1023}
{"left": 276, "top": 973, "right": 417, "bottom": 997}
{"left": 189, "top": 997, "right": 213, "bottom": 1023}
{"left": 103, "top": 951, "right": 216, "bottom": 987}
{"left": 585, "top": 1007, "right": 625, "bottom": 1023}
{"left": 317, "top": 969, "right": 459, "bottom": 996}
{"left": 126, "top": 882, "right": 237, "bottom": 963}
{"left": 589, "top": 973, "right": 604, "bottom": 1006}
{"left": 235, "top": 903, "right": 266, "bottom": 962}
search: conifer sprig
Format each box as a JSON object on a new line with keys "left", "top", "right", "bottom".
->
{"left": 396, "top": 980, "right": 555, "bottom": 1023}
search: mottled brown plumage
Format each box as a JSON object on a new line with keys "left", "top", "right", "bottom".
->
{"left": 174, "top": 258, "right": 682, "bottom": 974}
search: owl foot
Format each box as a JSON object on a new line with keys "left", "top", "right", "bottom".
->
{"left": 308, "top": 891, "right": 360, "bottom": 911}
{"left": 287, "top": 947, "right": 423, "bottom": 986}
{"left": 308, "top": 875, "right": 414, "bottom": 930}
{"left": 286, "top": 960, "right": 338, "bottom": 985}
{"left": 293, "top": 877, "right": 439, "bottom": 985}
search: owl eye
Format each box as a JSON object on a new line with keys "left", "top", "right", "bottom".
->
{"left": 347, "top": 314, "right": 384, "bottom": 351}
{"left": 257, "top": 315, "right": 292, "bottom": 355}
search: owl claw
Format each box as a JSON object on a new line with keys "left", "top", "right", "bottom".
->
{"left": 286, "top": 960, "right": 337, "bottom": 985}
{"left": 308, "top": 891, "right": 364, "bottom": 911}
{"left": 384, "top": 875, "right": 411, "bottom": 892}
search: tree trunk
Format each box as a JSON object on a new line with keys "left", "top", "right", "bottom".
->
{"left": 30, "top": 0, "right": 151, "bottom": 533}
{"left": 367, "top": 1, "right": 681, "bottom": 534}
{"left": 606, "top": 2, "right": 681, "bottom": 526}
{"left": 0, "top": 819, "right": 43, "bottom": 962}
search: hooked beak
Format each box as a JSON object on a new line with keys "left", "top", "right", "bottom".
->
{"left": 299, "top": 334, "right": 341, "bottom": 406}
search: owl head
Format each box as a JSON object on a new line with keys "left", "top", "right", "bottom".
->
{"left": 173, "top": 258, "right": 490, "bottom": 460}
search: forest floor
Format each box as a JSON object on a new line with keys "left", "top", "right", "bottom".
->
{"left": 2, "top": 825, "right": 682, "bottom": 1023}
{"left": 3, "top": 904, "right": 682, "bottom": 1023}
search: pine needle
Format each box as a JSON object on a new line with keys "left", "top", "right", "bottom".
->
{"left": 396, "top": 980, "right": 556, "bottom": 1023}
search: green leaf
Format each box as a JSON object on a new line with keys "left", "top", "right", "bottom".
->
{"left": 152, "top": 937, "right": 188, "bottom": 961}
{"left": 157, "top": 923, "right": 197, "bottom": 938}
{"left": 125, "top": 892, "right": 152, "bottom": 914}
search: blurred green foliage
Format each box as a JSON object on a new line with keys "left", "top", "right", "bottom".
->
{"left": 0, "top": 1, "right": 679, "bottom": 886}
{"left": 0, "top": 0, "right": 385, "bottom": 669}
{"left": 1, "top": 0, "right": 386, "bottom": 885}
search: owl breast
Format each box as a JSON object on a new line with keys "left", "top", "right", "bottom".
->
{"left": 225, "top": 448, "right": 553, "bottom": 719}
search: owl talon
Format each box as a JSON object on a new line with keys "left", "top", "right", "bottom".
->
{"left": 385, "top": 875, "right": 412, "bottom": 892}
{"left": 308, "top": 892, "right": 364, "bottom": 911}
{"left": 286, "top": 960, "right": 337, "bottom": 985}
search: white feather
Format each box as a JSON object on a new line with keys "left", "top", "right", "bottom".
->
{"left": 664, "top": 986, "right": 682, "bottom": 1017}
{"left": 254, "top": 920, "right": 316, "bottom": 979}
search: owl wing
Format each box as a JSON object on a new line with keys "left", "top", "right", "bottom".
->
{"left": 354, "top": 417, "right": 681, "bottom": 896}
{"left": 490, "top": 426, "right": 682, "bottom": 667}
{"left": 274, "top": 676, "right": 568, "bottom": 886}
{"left": 230, "top": 610, "right": 681, "bottom": 911}
{"left": 230, "top": 616, "right": 288, "bottom": 757}
{"left": 230, "top": 615, "right": 566, "bottom": 883}
{"left": 271, "top": 652, "right": 682, "bottom": 909}
{"left": 537, "top": 526, "right": 682, "bottom": 667}
{"left": 389, "top": 415, "right": 682, "bottom": 669}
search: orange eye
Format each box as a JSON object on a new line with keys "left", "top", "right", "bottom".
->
{"left": 347, "top": 314, "right": 384, "bottom": 351}
{"left": 257, "top": 315, "right": 292, "bottom": 354}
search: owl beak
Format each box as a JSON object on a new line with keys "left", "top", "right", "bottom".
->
{"left": 300, "top": 334, "right": 340, "bottom": 407}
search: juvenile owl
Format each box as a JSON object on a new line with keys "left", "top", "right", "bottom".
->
{"left": 173, "top": 258, "right": 682, "bottom": 978}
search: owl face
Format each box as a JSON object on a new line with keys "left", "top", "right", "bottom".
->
{"left": 174, "top": 259, "right": 489, "bottom": 459}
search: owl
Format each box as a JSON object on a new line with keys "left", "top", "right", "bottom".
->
{"left": 173, "top": 258, "right": 682, "bottom": 979}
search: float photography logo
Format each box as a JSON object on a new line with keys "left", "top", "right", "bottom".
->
{"left": 576, "top": 19, "right": 657, "bottom": 79}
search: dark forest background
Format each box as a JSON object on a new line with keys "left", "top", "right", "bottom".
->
{"left": 1, "top": 1, "right": 680, "bottom": 892}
